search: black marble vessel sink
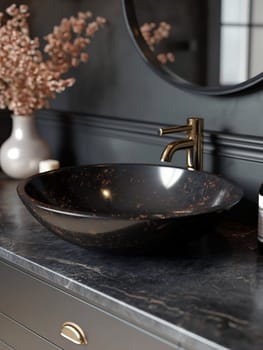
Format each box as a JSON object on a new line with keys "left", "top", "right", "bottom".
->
{"left": 17, "top": 164, "right": 243, "bottom": 252}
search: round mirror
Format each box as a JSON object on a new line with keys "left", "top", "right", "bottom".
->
{"left": 122, "top": 0, "right": 263, "bottom": 95}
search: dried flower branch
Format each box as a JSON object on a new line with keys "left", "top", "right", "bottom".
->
{"left": 140, "top": 21, "right": 175, "bottom": 65}
{"left": 0, "top": 4, "right": 106, "bottom": 115}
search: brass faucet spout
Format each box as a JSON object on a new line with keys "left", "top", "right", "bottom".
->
{"left": 160, "top": 140, "right": 194, "bottom": 162}
{"left": 159, "top": 117, "right": 203, "bottom": 171}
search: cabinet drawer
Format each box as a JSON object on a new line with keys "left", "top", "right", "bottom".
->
{"left": 0, "top": 312, "right": 61, "bottom": 350}
{"left": 0, "top": 261, "right": 180, "bottom": 350}
{"left": 0, "top": 339, "right": 14, "bottom": 350}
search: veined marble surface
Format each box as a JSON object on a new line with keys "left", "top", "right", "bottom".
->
{"left": 0, "top": 176, "right": 261, "bottom": 350}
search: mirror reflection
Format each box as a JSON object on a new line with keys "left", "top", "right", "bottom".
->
{"left": 127, "top": 0, "right": 263, "bottom": 92}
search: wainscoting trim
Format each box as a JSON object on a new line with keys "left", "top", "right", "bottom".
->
{"left": 36, "top": 110, "right": 263, "bottom": 164}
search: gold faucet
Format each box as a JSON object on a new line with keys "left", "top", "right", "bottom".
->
{"left": 159, "top": 117, "right": 203, "bottom": 171}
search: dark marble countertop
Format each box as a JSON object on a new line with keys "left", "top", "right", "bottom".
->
{"left": 0, "top": 176, "right": 262, "bottom": 350}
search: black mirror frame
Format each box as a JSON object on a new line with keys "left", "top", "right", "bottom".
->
{"left": 122, "top": 0, "right": 263, "bottom": 96}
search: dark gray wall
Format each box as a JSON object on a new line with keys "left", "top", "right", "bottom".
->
{"left": 0, "top": 0, "right": 263, "bottom": 202}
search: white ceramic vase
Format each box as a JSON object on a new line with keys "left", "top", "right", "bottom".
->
{"left": 0, "top": 114, "right": 51, "bottom": 179}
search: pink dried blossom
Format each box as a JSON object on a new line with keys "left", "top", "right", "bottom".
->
{"left": 140, "top": 21, "right": 175, "bottom": 65}
{"left": 0, "top": 4, "right": 106, "bottom": 115}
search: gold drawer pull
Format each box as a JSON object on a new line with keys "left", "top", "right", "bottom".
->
{"left": 60, "top": 322, "right": 88, "bottom": 345}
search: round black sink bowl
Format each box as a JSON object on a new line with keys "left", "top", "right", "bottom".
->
{"left": 17, "top": 164, "right": 243, "bottom": 252}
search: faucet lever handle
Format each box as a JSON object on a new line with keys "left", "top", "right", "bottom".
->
{"left": 159, "top": 125, "right": 191, "bottom": 136}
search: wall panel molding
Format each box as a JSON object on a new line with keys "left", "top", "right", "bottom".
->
{"left": 38, "top": 109, "right": 263, "bottom": 164}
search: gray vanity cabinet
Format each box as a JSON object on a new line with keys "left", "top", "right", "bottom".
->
{"left": 0, "top": 260, "right": 181, "bottom": 350}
